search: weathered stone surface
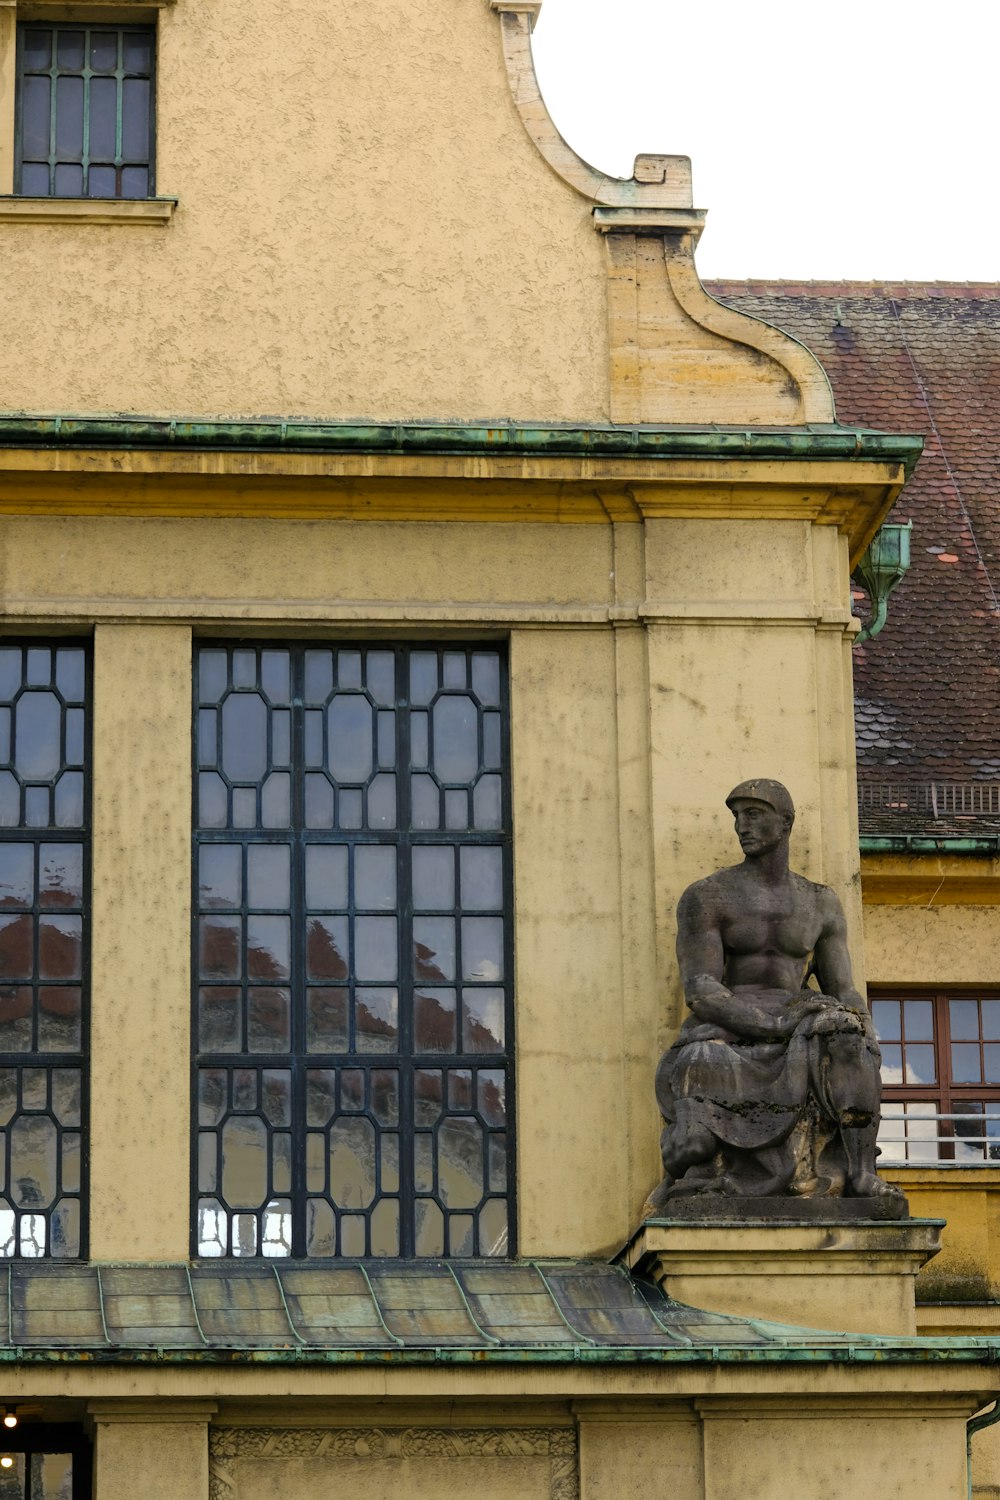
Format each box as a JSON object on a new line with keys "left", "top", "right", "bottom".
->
{"left": 650, "top": 779, "right": 905, "bottom": 1211}
{"left": 644, "top": 1197, "right": 909, "bottom": 1222}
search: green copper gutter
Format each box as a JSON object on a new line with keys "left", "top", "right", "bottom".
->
{"left": 0, "top": 416, "right": 924, "bottom": 472}
{"left": 860, "top": 836, "right": 1000, "bottom": 854}
{"left": 0, "top": 1340, "right": 993, "bottom": 1367}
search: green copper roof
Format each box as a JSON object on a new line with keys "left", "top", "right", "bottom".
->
{"left": 0, "top": 416, "right": 924, "bottom": 472}
{"left": 0, "top": 1261, "right": 994, "bottom": 1366}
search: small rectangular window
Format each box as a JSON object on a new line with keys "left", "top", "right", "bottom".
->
{"left": 875, "top": 989, "right": 1000, "bottom": 1164}
{"left": 15, "top": 24, "right": 154, "bottom": 198}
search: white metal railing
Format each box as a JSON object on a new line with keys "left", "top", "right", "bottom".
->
{"left": 877, "top": 1109, "right": 1000, "bottom": 1165}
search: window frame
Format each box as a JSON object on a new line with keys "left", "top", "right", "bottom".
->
{"left": 0, "top": 637, "right": 91, "bottom": 1260}
{"left": 874, "top": 986, "right": 1000, "bottom": 1165}
{"left": 13, "top": 17, "right": 156, "bottom": 200}
{"left": 0, "top": 1422, "right": 93, "bottom": 1500}
{"left": 0, "top": 0, "right": 175, "bottom": 221}
{"left": 190, "top": 639, "right": 517, "bottom": 1261}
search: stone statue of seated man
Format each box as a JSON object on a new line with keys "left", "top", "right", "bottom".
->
{"left": 649, "top": 779, "right": 904, "bottom": 1207}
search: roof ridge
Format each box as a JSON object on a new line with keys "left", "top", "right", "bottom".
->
{"left": 704, "top": 279, "right": 1000, "bottom": 297}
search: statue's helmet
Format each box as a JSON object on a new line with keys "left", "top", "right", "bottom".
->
{"left": 725, "top": 778, "right": 795, "bottom": 824}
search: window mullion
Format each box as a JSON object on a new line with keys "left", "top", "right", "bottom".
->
{"left": 937, "top": 989, "right": 956, "bottom": 1159}
{"left": 46, "top": 34, "right": 56, "bottom": 194}
{"left": 397, "top": 646, "right": 415, "bottom": 1258}
{"left": 80, "top": 29, "right": 90, "bottom": 193}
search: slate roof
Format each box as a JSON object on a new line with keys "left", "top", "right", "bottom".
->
{"left": 706, "top": 282, "right": 1000, "bottom": 839}
{"left": 0, "top": 1259, "right": 993, "bottom": 1364}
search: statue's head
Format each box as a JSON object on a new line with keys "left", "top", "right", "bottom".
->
{"left": 725, "top": 779, "right": 794, "bottom": 858}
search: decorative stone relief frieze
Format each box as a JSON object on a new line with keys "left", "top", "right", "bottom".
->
{"left": 209, "top": 1426, "right": 578, "bottom": 1500}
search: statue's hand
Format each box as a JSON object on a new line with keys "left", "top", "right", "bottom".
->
{"left": 831, "top": 990, "right": 879, "bottom": 1042}
{"left": 789, "top": 994, "right": 874, "bottom": 1040}
{"left": 782, "top": 994, "right": 830, "bottom": 1034}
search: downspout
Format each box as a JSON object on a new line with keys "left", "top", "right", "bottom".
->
{"left": 852, "top": 520, "right": 912, "bottom": 643}
{"left": 968, "top": 1400, "right": 1000, "bottom": 1500}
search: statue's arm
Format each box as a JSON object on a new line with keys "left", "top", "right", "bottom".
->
{"left": 813, "top": 889, "right": 870, "bottom": 1017}
{"left": 676, "top": 884, "right": 725, "bottom": 989}
{"left": 676, "top": 883, "right": 796, "bottom": 1039}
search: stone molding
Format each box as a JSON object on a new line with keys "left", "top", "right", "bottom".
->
{"left": 487, "top": 6, "right": 837, "bottom": 427}
{"left": 0, "top": 197, "right": 177, "bottom": 225}
{"left": 489, "top": 5, "right": 692, "bottom": 210}
{"left": 208, "top": 1425, "right": 578, "bottom": 1500}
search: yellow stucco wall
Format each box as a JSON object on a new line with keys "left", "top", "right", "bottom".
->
{"left": 91, "top": 624, "right": 191, "bottom": 1260}
{"left": 0, "top": 0, "right": 608, "bottom": 422}
{"left": 865, "top": 903, "right": 1000, "bottom": 984}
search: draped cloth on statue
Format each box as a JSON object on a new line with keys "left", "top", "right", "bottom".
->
{"left": 656, "top": 988, "right": 883, "bottom": 1192}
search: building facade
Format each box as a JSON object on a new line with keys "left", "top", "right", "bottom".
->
{"left": 0, "top": 1, "right": 995, "bottom": 1496}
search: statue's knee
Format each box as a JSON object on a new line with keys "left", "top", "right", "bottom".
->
{"left": 827, "top": 1030, "right": 867, "bottom": 1064}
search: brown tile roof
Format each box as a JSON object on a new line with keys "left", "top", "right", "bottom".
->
{"left": 706, "top": 282, "right": 1000, "bottom": 838}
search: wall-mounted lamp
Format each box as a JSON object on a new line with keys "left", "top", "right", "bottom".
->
{"left": 0, "top": 1454, "right": 13, "bottom": 1469}
{"left": 852, "top": 521, "right": 912, "bottom": 643}
{"left": 2, "top": 1408, "right": 17, "bottom": 1430}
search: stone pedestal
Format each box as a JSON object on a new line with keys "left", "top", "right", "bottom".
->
{"left": 620, "top": 1217, "right": 944, "bottom": 1335}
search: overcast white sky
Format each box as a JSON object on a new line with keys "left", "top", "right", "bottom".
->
{"left": 530, "top": 0, "right": 1000, "bottom": 282}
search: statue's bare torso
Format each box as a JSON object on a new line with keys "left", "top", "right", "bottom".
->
{"left": 684, "top": 864, "right": 838, "bottom": 996}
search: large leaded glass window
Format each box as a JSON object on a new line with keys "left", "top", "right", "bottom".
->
{"left": 194, "top": 644, "right": 513, "bottom": 1259}
{"left": 0, "top": 644, "right": 87, "bottom": 1259}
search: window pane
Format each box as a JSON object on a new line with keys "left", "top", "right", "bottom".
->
{"left": 460, "top": 846, "right": 503, "bottom": 910}
{"left": 121, "top": 77, "right": 150, "bottom": 158}
{"left": 90, "top": 31, "right": 118, "bottom": 71}
{"left": 879, "top": 1043, "right": 902, "bottom": 1085}
{"left": 123, "top": 29, "right": 152, "bottom": 71}
{"left": 952, "top": 1043, "right": 983, "bottom": 1083}
{"left": 247, "top": 845, "right": 290, "bottom": 910}
{"left": 33, "top": 1451, "right": 74, "bottom": 1499}
{"left": 902, "top": 1043, "right": 936, "bottom": 1085}
{"left": 22, "top": 29, "right": 51, "bottom": 69}
{"left": 903, "top": 999, "right": 933, "bottom": 1041}
{"left": 950, "top": 998, "right": 981, "bottom": 1041}
{"left": 88, "top": 75, "right": 118, "bottom": 160}
{"left": 54, "top": 75, "right": 84, "bottom": 157}
{"left": 21, "top": 75, "right": 51, "bottom": 160}
{"left": 56, "top": 30, "right": 84, "bottom": 69}
{"left": 199, "top": 845, "right": 241, "bottom": 910}
{"left": 53, "top": 162, "right": 83, "bottom": 196}
{"left": 413, "top": 845, "right": 454, "bottom": 909}
{"left": 355, "top": 845, "right": 395, "bottom": 910}
{"left": 20, "top": 162, "right": 50, "bottom": 195}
